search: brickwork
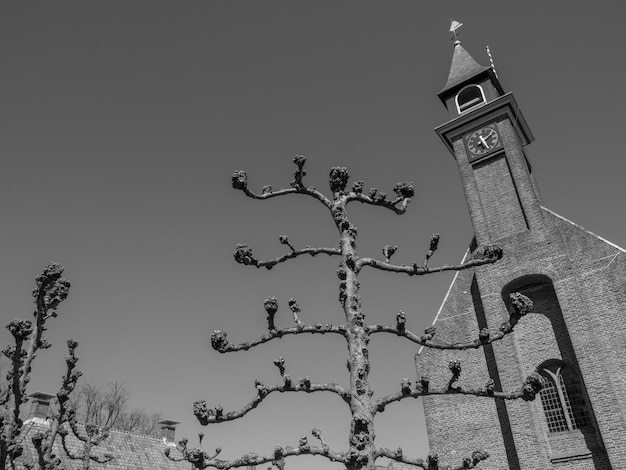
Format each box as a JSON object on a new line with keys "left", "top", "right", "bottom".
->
{"left": 453, "top": 139, "right": 490, "bottom": 245}
{"left": 473, "top": 154, "right": 527, "bottom": 238}
{"left": 496, "top": 119, "right": 545, "bottom": 232}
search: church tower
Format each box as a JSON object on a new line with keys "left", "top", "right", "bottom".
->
{"left": 435, "top": 38, "right": 539, "bottom": 244}
{"left": 417, "top": 32, "right": 626, "bottom": 470}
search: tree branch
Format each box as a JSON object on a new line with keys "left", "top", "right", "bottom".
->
{"left": 210, "top": 324, "right": 348, "bottom": 353}
{"left": 233, "top": 243, "right": 340, "bottom": 270}
{"left": 21, "top": 263, "right": 70, "bottom": 394}
{"left": 58, "top": 428, "right": 114, "bottom": 465}
{"left": 367, "top": 322, "right": 516, "bottom": 351}
{"left": 375, "top": 447, "right": 489, "bottom": 470}
{"left": 372, "top": 372, "right": 543, "bottom": 415}
{"left": 43, "top": 339, "right": 82, "bottom": 464}
{"left": 166, "top": 434, "right": 346, "bottom": 469}
{"left": 239, "top": 185, "right": 332, "bottom": 208}
{"left": 343, "top": 180, "right": 414, "bottom": 215}
{"left": 368, "top": 291, "right": 532, "bottom": 352}
{"left": 193, "top": 380, "right": 349, "bottom": 425}
{"left": 345, "top": 192, "right": 410, "bottom": 215}
{"left": 231, "top": 156, "right": 333, "bottom": 210}
{"left": 58, "top": 430, "right": 82, "bottom": 460}
{"left": 356, "top": 244, "right": 503, "bottom": 274}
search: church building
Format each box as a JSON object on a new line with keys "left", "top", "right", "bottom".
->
{"left": 416, "top": 35, "right": 626, "bottom": 469}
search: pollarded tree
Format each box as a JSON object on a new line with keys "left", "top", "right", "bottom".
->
{"left": 0, "top": 263, "right": 78, "bottom": 470}
{"left": 166, "top": 157, "right": 542, "bottom": 470}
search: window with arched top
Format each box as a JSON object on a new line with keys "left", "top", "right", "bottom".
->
{"left": 538, "top": 361, "right": 592, "bottom": 433}
{"left": 455, "top": 84, "right": 486, "bottom": 113}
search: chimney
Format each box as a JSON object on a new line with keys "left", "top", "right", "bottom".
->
{"left": 158, "top": 419, "right": 180, "bottom": 443}
{"left": 28, "top": 391, "right": 55, "bottom": 421}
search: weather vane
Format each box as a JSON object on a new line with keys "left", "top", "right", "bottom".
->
{"left": 450, "top": 20, "right": 463, "bottom": 41}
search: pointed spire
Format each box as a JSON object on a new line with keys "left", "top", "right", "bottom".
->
{"left": 439, "top": 40, "right": 491, "bottom": 95}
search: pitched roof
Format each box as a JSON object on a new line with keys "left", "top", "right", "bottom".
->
{"left": 15, "top": 418, "right": 190, "bottom": 470}
{"left": 439, "top": 41, "right": 491, "bottom": 95}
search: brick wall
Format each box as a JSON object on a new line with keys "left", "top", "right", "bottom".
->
{"left": 418, "top": 207, "right": 626, "bottom": 469}
{"left": 473, "top": 154, "right": 527, "bottom": 238}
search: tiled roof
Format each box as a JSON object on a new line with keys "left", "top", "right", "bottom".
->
{"left": 15, "top": 418, "right": 190, "bottom": 470}
{"left": 439, "top": 41, "right": 491, "bottom": 95}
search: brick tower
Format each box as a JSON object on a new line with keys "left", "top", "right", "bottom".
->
{"left": 417, "top": 37, "right": 626, "bottom": 469}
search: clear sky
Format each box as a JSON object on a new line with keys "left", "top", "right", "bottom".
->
{"left": 1, "top": 2, "right": 626, "bottom": 469}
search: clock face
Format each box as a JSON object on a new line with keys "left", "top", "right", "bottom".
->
{"left": 467, "top": 127, "right": 500, "bottom": 156}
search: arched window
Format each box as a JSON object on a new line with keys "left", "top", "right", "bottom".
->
{"left": 455, "top": 84, "right": 486, "bottom": 113}
{"left": 538, "top": 361, "right": 592, "bottom": 433}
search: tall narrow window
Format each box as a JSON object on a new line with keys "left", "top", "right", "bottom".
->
{"left": 560, "top": 367, "right": 592, "bottom": 429}
{"left": 456, "top": 84, "right": 485, "bottom": 113}
{"left": 539, "top": 362, "right": 592, "bottom": 433}
{"left": 539, "top": 374, "right": 568, "bottom": 432}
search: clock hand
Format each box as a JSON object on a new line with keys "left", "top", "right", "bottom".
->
{"left": 479, "top": 136, "right": 489, "bottom": 148}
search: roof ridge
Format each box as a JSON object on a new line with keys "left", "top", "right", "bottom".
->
{"left": 541, "top": 205, "right": 626, "bottom": 255}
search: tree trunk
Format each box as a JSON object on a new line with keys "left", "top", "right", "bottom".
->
{"left": 341, "top": 227, "right": 376, "bottom": 470}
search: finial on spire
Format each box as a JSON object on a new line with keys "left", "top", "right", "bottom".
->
{"left": 486, "top": 46, "right": 499, "bottom": 79}
{"left": 450, "top": 20, "right": 463, "bottom": 44}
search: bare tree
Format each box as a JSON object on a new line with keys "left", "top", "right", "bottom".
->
{"left": 166, "top": 158, "right": 542, "bottom": 470}
{"left": 116, "top": 408, "right": 163, "bottom": 437}
{"left": 0, "top": 263, "right": 80, "bottom": 470}
{"left": 71, "top": 381, "right": 163, "bottom": 437}
{"left": 71, "top": 381, "right": 128, "bottom": 430}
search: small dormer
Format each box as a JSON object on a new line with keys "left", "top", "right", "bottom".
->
{"left": 438, "top": 40, "right": 505, "bottom": 118}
